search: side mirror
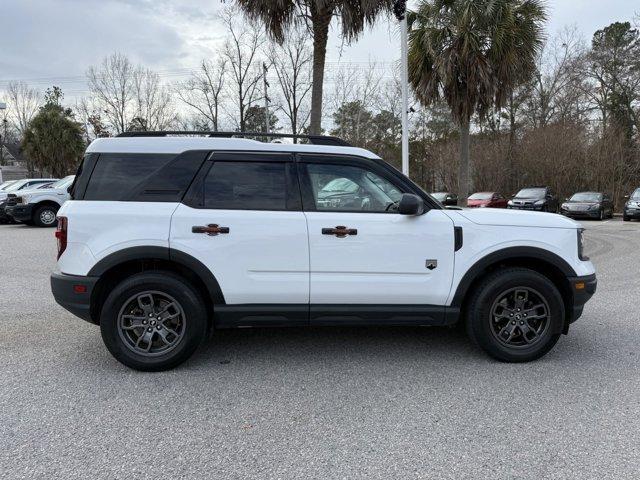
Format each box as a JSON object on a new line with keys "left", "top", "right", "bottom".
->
{"left": 398, "top": 193, "right": 424, "bottom": 215}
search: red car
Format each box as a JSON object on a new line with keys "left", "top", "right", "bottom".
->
{"left": 466, "top": 192, "right": 508, "bottom": 208}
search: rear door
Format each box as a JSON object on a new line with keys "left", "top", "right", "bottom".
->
{"left": 298, "top": 154, "right": 455, "bottom": 309}
{"left": 169, "top": 152, "right": 309, "bottom": 312}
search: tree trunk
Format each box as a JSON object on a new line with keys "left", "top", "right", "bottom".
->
{"left": 309, "top": 5, "right": 332, "bottom": 135}
{"left": 458, "top": 119, "right": 471, "bottom": 202}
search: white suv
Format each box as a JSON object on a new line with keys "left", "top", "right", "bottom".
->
{"left": 51, "top": 132, "right": 596, "bottom": 371}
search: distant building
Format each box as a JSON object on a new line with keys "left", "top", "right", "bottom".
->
{"left": 0, "top": 142, "right": 29, "bottom": 181}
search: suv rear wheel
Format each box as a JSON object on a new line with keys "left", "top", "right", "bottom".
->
{"left": 465, "top": 268, "right": 564, "bottom": 362}
{"left": 33, "top": 205, "right": 59, "bottom": 227}
{"left": 100, "top": 271, "right": 207, "bottom": 371}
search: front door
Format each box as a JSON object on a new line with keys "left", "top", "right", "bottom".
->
{"left": 298, "top": 155, "right": 455, "bottom": 309}
{"left": 170, "top": 152, "right": 309, "bottom": 311}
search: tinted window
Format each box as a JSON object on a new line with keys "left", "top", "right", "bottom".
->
{"left": 306, "top": 163, "right": 402, "bottom": 213}
{"left": 84, "top": 154, "right": 174, "bottom": 201}
{"left": 203, "top": 161, "right": 286, "bottom": 210}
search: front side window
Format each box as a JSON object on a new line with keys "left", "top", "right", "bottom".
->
{"left": 306, "top": 163, "right": 402, "bottom": 213}
{"left": 203, "top": 161, "right": 286, "bottom": 210}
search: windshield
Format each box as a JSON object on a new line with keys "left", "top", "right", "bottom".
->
{"left": 4, "top": 180, "right": 29, "bottom": 192}
{"left": 631, "top": 188, "right": 640, "bottom": 200}
{"left": 468, "top": 192, "right": 493, "bottom": 200}
{"left": 570, "top": 192, "right": 601, "bottom": 202}
{"left": 0, "top": 181, "right": 16, "bottom": 190}
{"left": 515, "top": 188, "right": 545, "bottom": 198}
{"left": 431, "top": 192, "right": 448, "bottom": 202}
{"left": 49, "top": 176, "right": 75, "bottom": 189}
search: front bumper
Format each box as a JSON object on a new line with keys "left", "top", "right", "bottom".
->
{"left": 624, "top": 208, "right": 640, "bottom": 219}
{"left": 567, "top": 273, "right": 597, "bottom": 325}
{"left": 0, "top": 202, "right": 12, "bottom": 222}
{"left": 507, "top": 205, "right": 545, "bottom": 211}
{"left": 562, "top": 209, "right": 601, "bottom": 219}
{"left": 5, "top": 204, "right": 33, "bottom": 222}
{"left": 51, "top": 272, "right": 99, "bottom": 324}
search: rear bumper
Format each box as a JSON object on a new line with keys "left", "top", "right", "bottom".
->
{"left": 5, "top": 204, "right": 33, "bottom": 222}
{"left": 50, "top": 272, "right": 99, "bottom": 324}
{"left": 567, "top": 273, "right": 597, "bottom": 324}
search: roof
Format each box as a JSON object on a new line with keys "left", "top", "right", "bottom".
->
{"left": 86, "top": 137, "right": 380, "bottom": 159}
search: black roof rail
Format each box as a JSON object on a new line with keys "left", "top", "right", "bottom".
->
{"left": 115, "top": 131, "right": 352, "bottom": 147}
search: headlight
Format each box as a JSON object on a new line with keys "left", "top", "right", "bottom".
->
{"left": 18, "top": 195, "right": 30, "bottom": 204}
{"left": 534, "top": 200, "right": 545, "bottom": 206}
{"left": 588, "top": 204, "right": 599, "bottom": 210}
{"left": 507, "top": 200, "right": 514, "bottom": 206}
{"left": 578, "top": 228, "right": 589, "bottom": 261}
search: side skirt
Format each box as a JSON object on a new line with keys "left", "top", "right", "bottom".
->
{"left": 214, "top": 304, "right": 460, "bottom": 328}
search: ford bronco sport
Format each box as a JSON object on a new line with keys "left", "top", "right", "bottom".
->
{"left": 51, "top": 132, "right": 596, "bottom": 371}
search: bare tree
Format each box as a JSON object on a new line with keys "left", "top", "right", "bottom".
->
{"left": 6, "top": 81, "right": 41, "bottom": 135}
{"left": 268, "top": 25, "right": 313, "bottom": 137}
{"left": 131, "top": 67, "right": 176, "bottom": 131}
{"left": 87, "top": 53, "right": 175, "bottom": 134}
{"left": 175, "top": 58, "right": 228, "bottom": 131}
{"left": 220, "top": 6, "right": 264, "bottom": 131}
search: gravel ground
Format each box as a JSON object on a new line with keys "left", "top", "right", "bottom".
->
{"left": 1, "top": 219, "right": 639, "bottom": 479}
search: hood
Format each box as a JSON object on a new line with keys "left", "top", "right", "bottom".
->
{"left": 456, "top": 208, "right": 580, "bottom": 228}
{"left": 512, "top": 196, "right": 543, "bottom": 201}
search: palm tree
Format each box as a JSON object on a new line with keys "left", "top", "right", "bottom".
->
{"left": 236, "top": 0, "right": 393, "bottom": 135}
{"left": 408, "top": 0, "right": 546, "bottom": 200}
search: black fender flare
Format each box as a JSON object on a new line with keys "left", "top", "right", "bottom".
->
{"left": 88, "top": 246, "right": 225, "bottom": 305}
{"left": 450, "top": 246, "right": 576, "bottom": 308}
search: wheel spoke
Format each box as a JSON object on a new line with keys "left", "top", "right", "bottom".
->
{"left": 121, "top": 315, "right": 147, "bottom": 329}
{"left": 137, "top": 294, "right": 155, "bottom": 315}
{"left": 518, "top": 322, "right": 538, "bottom": 344}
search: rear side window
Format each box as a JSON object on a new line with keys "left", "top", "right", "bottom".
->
{"left": 203, "top": 161, "right": 286, "bottom": 210}
{"left": 82, "top": 152, "right": 208, "bottom": 202}
{"left": 84, "top": 154, "right": 174, "bottom": 201}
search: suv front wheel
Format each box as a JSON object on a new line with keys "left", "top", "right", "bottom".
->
{"left": 465, "top": 268, "right": 564, "bottom": 362}
{"left": 100, "top": 272, "right": 207, "bottom": 371}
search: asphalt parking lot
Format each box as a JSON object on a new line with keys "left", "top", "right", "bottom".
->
{"left": 1, "top": 219, "right": 639, "bottom": 479}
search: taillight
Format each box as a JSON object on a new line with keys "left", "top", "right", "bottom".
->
{"left": 55, "top": 216, "right": 68, "bottom": 260}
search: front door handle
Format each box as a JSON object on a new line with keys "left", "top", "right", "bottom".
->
{"left": 192, "top": 224, "right": 230, "bottom": 236}
{"left": 322, "top": 226, "right": 357, "bottom": 238}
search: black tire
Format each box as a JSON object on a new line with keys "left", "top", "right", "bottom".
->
{"left": 599, "top": 208, "right": 604, "bottom": 221}
{"left": 623, "top": 215, "right": 629, "bottom": 222}
{"left": 100, "top": 271, "right": 208, "bottom": 371}
{"left": 465, "top": 268, "right": 564, "bottom": 362}
{"left": 33, "top": 204, "right": 59, "bottom": 227}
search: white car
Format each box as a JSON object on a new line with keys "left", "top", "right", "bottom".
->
{"left": 0, "top": 178, "right": 58, "bottom": 223}
{"left": 5, "top": 176, "right": 75, "bottom": 227}
{"left": 50, "top": 132, "right": 596, "bottom": 371}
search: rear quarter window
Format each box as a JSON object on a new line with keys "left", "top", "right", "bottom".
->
{"left": 83, "top": 152, "right": 207, "bottom": 202}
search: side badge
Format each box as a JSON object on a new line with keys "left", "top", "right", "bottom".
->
{"left": 426, "top": 259, "right": 438, "bottom": 270}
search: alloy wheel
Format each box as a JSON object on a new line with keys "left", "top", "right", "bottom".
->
{"left": 40, "top": 209, "right": 56, "bottom": 225}
{"left": 489, "top": 287, "right": 550, "bottom": 348}
{"left": 117, "top": 291, "right": 186, "bottom": 356}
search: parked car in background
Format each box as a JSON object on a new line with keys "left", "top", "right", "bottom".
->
{"left": 507, "top": 186, "right": 559, "bottom": 212}
{"left": 431, "top": 192, "right": 458, "bottom": 206}
{"left": 4, "top": 175, "right": 74, "bottom": 227}
{"left": 466, "top": 192, "right": 508, "bottom": 208}
{"left": 0, "top": 178, "right": 58, "bottom": 223}
{"left": 623, "top": 188, "right": 640, "bottom": 221}
{"left": 560, "top": 192, "right": 613, "bottom": 221}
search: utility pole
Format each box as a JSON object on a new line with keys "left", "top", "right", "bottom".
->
{"left": 263, "top": 63, "right": 270, "bottom": 134}
{"left": 0, "top": 102, "right": 6, "bottom": 166}
{"left": 394, "top": 1, "right": 409, "bottom": 178}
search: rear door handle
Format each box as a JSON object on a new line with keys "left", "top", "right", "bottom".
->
{"left": 322, "top": 226, "right": 357, "bottom": 238}
{"left": 192, "top": 224, "right": 230, "bottom": 236}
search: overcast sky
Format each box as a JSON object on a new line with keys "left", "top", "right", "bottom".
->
{"left": 0, "top": 0, "right": 638, "bottom": 99}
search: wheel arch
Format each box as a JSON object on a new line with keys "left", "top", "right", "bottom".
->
{"left": 452, "top": 247, "right": 577, "bottom": 331}
{"left": 88, "top": 246, "right": 225, "bottom": 324}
